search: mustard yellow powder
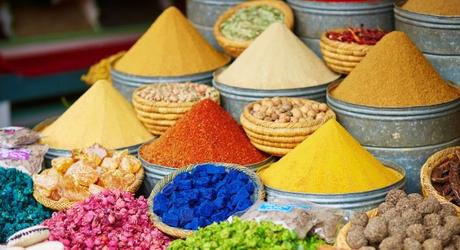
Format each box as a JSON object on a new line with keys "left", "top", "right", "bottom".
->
{"left": 258, "top": 120, "right": 402, "bottom": 194}
{"left": 114, "top": 7, "right": 230, "bottom": 77}
{"left": 40, "top": 80, "right": 153, "bottom": 150}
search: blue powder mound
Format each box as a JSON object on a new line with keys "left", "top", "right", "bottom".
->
{"left": 0, "top": 168, "right": 52, "bottom": 242}
{"left": 153, "top": 164, "right": 255, "bottom": 230}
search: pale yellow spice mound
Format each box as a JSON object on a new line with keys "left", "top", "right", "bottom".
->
{"left": 40, "top": 80, "right": 153, "bottom": 150}
{"left": 115, "top": 7, "right": 230, "bottom": 77}
{"left": 217, "top": 22, "right": 339, "bottom": 90}
{"left": 402, "top": 0, "right": 460, "bottom": 16}
{"left": 258, "top": 120, "right": 402, "bottom": 194}
{"left": 331, "top": 31, "right": 460, "bottom": 107}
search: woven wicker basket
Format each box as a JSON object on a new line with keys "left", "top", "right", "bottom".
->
{"left": 250, "top": 141, "right": 292, "bottom": 156}
{"left": 214, "top": 0, "right": 294, "bottom": 58}
{"left": 33, "top": 168, "right": 145, "bottom": 211}
{"left": 132, "top": 85, "right": 220, "bottom": 113}
{"left": 420, "top": 146, "right": 460, "bottom": 215}
{"left": 320, "top": 30, "right": 372, "bottom": 56}
{"left": 132, "top": 84, "right": 220, "bottom": 135}
{"left": 148, "top": 163, "right": 265, "bottom": 238}
{"left": 323, "top": 63, "right": 355, "bottom": 75}
{"left": 335, "top": 209, "right": 378, "bottom": 249}
{"left": 320, "top": 29, "right": 374, "bottom": 74}
{"left": 240, "top": 98, "right": 335, "bottom": 156}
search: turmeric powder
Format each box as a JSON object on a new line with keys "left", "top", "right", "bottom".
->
{"left": 115, "top": 7, "right": 230, "bottom": 77}
{"left": 258, "top": 120, "right": 402, "bottom": 194}
{"left": 40, "top": 80, "right": 153, "bottom": 150}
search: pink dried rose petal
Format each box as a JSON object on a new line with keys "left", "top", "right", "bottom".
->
{"left": 44, "top": 190, "right": 170, "bottom": 250}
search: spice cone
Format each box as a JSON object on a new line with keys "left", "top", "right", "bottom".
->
{"left": 114, "top": 7, "right": 230, "bottom": 77}
{"left": 331, "top": 31, "right": 460, "bottom": 107}
{"left": 40, "top": 80, "right": 153, "bottom": 150}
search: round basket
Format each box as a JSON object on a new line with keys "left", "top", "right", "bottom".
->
{"left": 33, "top": 168, "right": 145, "bottom": 211}
{"left": 420, "top": 146, "right": 460, "bottom": 215}
{"left": 319, "top": 29, "right": 374, "bottom": 74}
{"left": 335, "top": 209, "right": 378, "bottom": 249}
{"left": 132, "top": 83, "right": 220, "bottom": 135}
{"left": 240, "top": 98, "right": 335, "bottom": 156}
{"left": 320, "top": 29, "right": 372, "bottom": 56}
{"left": 148, "top": 162, "right": 265, "bottom": 238}
{"left": 213, "top": 0, "right": 294, "bottom": 58}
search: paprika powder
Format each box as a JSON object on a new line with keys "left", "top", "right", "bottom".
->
{"left": 139, "top": 99, "right": 267, "bottom": 168}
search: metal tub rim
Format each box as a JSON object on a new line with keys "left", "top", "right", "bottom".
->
{"left": 213, "top": 68, "right": 341, "bottom": 98}
{"left": 394, "top": 3, "right": 460, "bottom": 24}
{"left": 110, "top": 57, "right": 230, "bottom": 87}
{"left": 264, "top": 160, "right": 405, "bottom": 203}
{"left": 189, "top": 0, "right": 244, "bottom": 5}
{"left": 364, "top": 137, "right": 460, "bottom": 152}
{"left": 287, "top": 0, "right": 394, "bottom": 13}
{"left": 138, "top": 142, "right": 276, "bottom": 171}
{"left": 327, "top": 82, "right": 460, "bottom": 119}
{"left": 111, "top": 68, "right": 216, "bottom": 88}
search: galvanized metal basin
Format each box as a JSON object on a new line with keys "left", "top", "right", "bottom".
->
{"left": 213, "top": 69, "right": 338, "bottom": 121}
{"left": 394, "top": 5, "right": 460, "bottom": 84}
{"left": 264, "top": 160, "right": 406, "bottom": 211}
{"left": 326, "top": 83, "right": 460, "bottom": 192}
{"left": 287, "top": 0, "right": 395, "bottom": 56}
{"left": 365, "top": 138, "right": 460, "bottom": 193}
{"left": 187, "top": 0, "right": 244, "bottom": 50}
{"left": 138, "top": 146, "right": 275, "bottom": 197}
{"left": 110, "top": 63, "right": 215, "bottom": 101}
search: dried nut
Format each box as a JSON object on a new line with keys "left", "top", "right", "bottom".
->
{"left": 272, "top": 97, "right": 281, "bottom": 106}
{"left": 248, "top": 98, "right": 330, "bottom": 124}
{"left": 311, "top": 103, "right": 319, "bottom": 112}
{"left": 300, "top": 106, "right": 309, "bottom": 114}
{"left": 316, "top": 113, "right": 325, "bottom": 120}
{"left": 291, "top": 108, "right": 302, "bottom": 118}
{"left": 307, "top": 110, "right": 316, "bottom": 118}
{"left": 319, "top": 103, "right": 328, "bottom": 112}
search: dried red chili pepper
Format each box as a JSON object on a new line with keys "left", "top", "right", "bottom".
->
{"left": 140, "top": 99, "right": 268, "bottom": 168}
{"left": 326, "top": 26, "right": 388, "bottom": 45}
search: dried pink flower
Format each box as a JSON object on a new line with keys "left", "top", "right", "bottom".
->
{"left": 44, "top": 190, "right": 170, "bottom": 250}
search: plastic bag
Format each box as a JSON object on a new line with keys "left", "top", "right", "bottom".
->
{"left": 0, "top": 144, "right": 48, "bottom": 175}
{"left": 239, "top": 200, "right": 317, "bottom": 239}
{"left": 0, "top": 127, "right": 40, "bottom": 148}
{"left": 240, "top": 198, "right": 352, "bottom": 244}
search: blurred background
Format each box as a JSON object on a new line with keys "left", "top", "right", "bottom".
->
{"left": 0, "top": 0, "right": 185, "bottom": 127}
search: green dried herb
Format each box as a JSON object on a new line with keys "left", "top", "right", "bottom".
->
{"left": 220, "top": 5, "right": 284, "bottom": 41}
{"left": 168, "top": 218, "right": 324, "bottom": 250}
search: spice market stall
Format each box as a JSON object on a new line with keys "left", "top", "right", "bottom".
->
{"left": 2, "top": 1, "right": 460, "bottom": 249}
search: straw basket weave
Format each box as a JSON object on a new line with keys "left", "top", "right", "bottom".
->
{"left": 33, "top": 168, "right": 145, "bottom": 211}
{"left": 132, "top": 84, "right": 220, "bottom": 135}
{"left": 335, "top": 209, "right": 378, "bottom": 249}
{"left": 240, "top": 98, "right": 335, "bottom": 156}
{"left": 319, "top": 29, "right": 373, "bottom": 75}
{"left": 420, "top": 146, "right": 460, "bottom": 215}
{"left": 148, "top": 163, "right": 265, "bottom": 238}
{"left": 214, "top": 0, "right": 294, "bottom": 58}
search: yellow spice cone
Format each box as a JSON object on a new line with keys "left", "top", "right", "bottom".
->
{"left": 40, "top": 80, "right": 153, "bottom": 150}
{"left": 115, "top": 7, "right": 230, "bottom": 77}
{"left": 258, "top": 119, "right": 402, "bottom": 194}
